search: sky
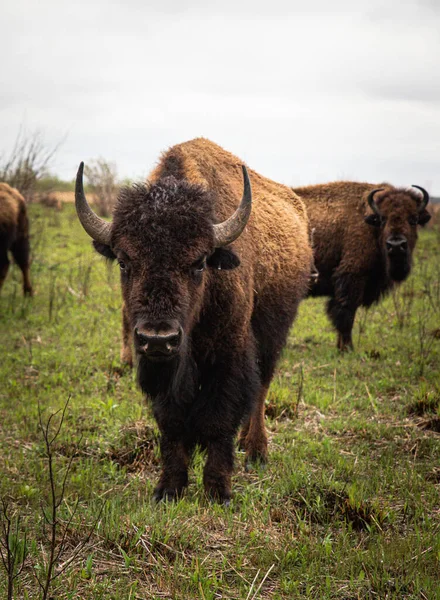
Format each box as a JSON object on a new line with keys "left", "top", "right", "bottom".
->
{"left": 1, "top": 0, "right": 440, "bottom": 193}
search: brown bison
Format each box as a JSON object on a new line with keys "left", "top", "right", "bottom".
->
{"left": 426, "top": 202, "right": 440, "bottom": 229}
{"left": 292, "top": 181, "right": 431, "bottom": 351}
{"left": 37, "top": 191, "right": 63, "bottom": 211}
{"left": 76, "top": 138, "right": 313, "bottom": 503}
{"left": 0, "top": 183, "right": 33, "bottom": 296}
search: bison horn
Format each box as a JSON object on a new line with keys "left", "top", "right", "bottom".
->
{"left": 213, "top": 165, "right": 252, "bottom": 247}
{"left": 367, "top": 188, "right": 384, "bottom": 216}
{"left": 411, "top": 185, "right": 429, "bottom": 211}
{"left": 75, "top": 162, "right": 112, "bottom": 245}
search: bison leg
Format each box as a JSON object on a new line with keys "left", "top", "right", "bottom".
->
{"left": 327, "top": 297, "right": 356, "bottom": 351}
{"left": 197, "top": 346, "right": 259, "bottom": 502}
{"left": 239, "top": 383, "right": 269, "bottom": 469}
{"left": 10, "top": 237, "right": 32, "bottom": 296}
{"left": 0, "top": 254, "right": 9, "bottom": 290}
{"left": 203, "top": 438, "right": 234, "bottom": 504}
{"left": 242, "top": 299, "right": 299, "bottom": 468}
{"left": 120, "top": 303, "right": 133, "bottom": 367}
{"left": 0, "top": 250, "right": 10, "bottom": 293}
{"left": 153, "top": 436, "right": 190, "bottom": 502}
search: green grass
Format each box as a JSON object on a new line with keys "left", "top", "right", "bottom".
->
{"left": 1, "top": 204, "right": 439, "bottom": 599}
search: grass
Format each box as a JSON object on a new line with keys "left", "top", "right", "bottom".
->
{"left": 0, "top": 204, "right": 439, "bottom": 599}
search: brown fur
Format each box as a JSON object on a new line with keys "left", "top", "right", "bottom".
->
{"left": 97, "top": 138, "right": 313, "bottom": 500}
{"left": 426, "top": 203, "right": 440, "bottom": 229}
{"left": 0, "top": 183, "right": 33, "bottom": 295}
{"left": 150, "top": 140, "right": 313, "bottom": 467}
{"left": 293, "top": 181, "right": 430, "bottom": 350}
{"left": 119, "top": 142, "right": 313, "bottom": 360}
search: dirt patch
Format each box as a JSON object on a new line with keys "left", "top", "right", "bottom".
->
{"left": 277, "top": 483, "right": 388, "bottom": 531}
{"left": 108, "top": 421, "right": 160, "bottom": 472}
{"left": 418, "top": 417, "right": 440, "bottom": 433}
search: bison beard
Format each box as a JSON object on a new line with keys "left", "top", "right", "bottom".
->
{"left": 75, "top": 138, "right": 313, "bottom": 503}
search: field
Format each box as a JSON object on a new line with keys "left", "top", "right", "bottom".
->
{"left": 0, "top": 204, "right": 439, "bottom": 599}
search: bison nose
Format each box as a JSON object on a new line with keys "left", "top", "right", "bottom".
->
{"left": 134, "top": 322, "right": 183, "bottom": 358}
{"left": 386, "top": 237, "right": 408, "bottom": 254}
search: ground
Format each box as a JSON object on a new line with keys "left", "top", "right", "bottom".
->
{"left": 0, "top": 204, "right": 439, "bottom": 599}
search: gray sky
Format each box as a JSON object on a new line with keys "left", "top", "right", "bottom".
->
{"left": 2, "top": 0, "right": 440, "bottom": 193}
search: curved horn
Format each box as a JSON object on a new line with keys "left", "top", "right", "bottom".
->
{"left": 411, "top": 185, "right": 429, "bottom": 211}
{"left": 213, "top": 165, "right": 252, "bottom": 247}
{"left": 75, "top": 162, "right": 112, "bottom": 245}
{"left": 367, "top": 188, "right": 384, "bottom": 216}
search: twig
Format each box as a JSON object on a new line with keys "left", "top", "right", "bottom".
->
{"left": 250, "top": 563, "right": 275, "bottom": 600}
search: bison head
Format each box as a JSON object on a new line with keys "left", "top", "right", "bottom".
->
{"left": 364, "top": 186, "right": 430, "bottom": 281}
{"left": 75, "top": 163, "right": 251, "bottom": 362}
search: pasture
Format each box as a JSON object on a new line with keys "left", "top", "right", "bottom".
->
{"left": 0, "top": 204, "right": 439, "bottom": 599}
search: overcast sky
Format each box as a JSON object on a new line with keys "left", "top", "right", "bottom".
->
{"left": 2, "top": 0, "right": 440, "bottom": 193}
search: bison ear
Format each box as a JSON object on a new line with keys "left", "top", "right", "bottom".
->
{"left": 364, "top": 214, "right": 382, "bottom": 227}
{"left": 207, "top": 248, "right": 240, "bottom": 270}
{"left": 92, "top": 241, "right": 116, "bottom": 261}
{"left": 417, "top": 210, "right": 431, "bottom": 226}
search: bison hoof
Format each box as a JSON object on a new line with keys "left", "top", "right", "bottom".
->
{"left": 244, "top": 453, "right": 267, "bottom": 473}
{"left": 209, "top": 496, "right": 231, "bottom": 507}
{"left": 152, "top": 486, "right": 182, "bottom": 503}
{"left": 207, "top": 490, "right": 231, "bottom": 505}
{"left": 204, "top": 479, "right": 232, "bottom": 504}
{"left": 337, "top": 338, "right": 354, "bottom": 352}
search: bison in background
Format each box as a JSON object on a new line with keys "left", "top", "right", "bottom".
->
{"left": 76, "top": 138, "right": 313, "bottom": 503}
{"left": 0, "top": 183, "right": 33, "bottom": 296}
{"left": 292, "top": 182, "right": 430, "bottom": 351}
{"left": 36, "top": 191, "right": 63, "bottom": 211}
{"left": 426, "top": 202, "right": 440, "bottom": 230}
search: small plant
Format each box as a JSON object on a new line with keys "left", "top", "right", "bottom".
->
{"left": 81, "top": 553, "right": 94, "bottom": 580}
{"left": 0, "top": 500, "right": 28, "bottom": 600}
{"left": 406, "top": 387, "right": 439, "bottom": 416}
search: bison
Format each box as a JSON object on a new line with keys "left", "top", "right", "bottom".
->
{"left": 0, "top": 183, "right": 33, "bottom": 296}
{"left": 292, "top": 182, "right": 431, "bottom": 351}
{"left": 76, "top": 138, "right": 313, "bottom": 502}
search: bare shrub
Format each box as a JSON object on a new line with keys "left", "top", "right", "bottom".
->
{"left": 84, "top": 158, "right": 118, "bottom": 217}
{"left": 0, "top": 127, "right": 63, "bottom": 202}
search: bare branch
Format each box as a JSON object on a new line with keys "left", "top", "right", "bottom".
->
{"left": 0, "top": 126, "right": 65, "bottom": 202}
{"left": 84, "top": 158, "right": 118, "bottom": 217}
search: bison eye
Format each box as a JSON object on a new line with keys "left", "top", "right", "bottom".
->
{"left": 118, "top": 260, "right": 127, "bottom": 271}
{"left": 191, "top": 256, "right": 207, "bottom": 274}
{"left": 408, "top": 215, "right": 418, "bottom": 226}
